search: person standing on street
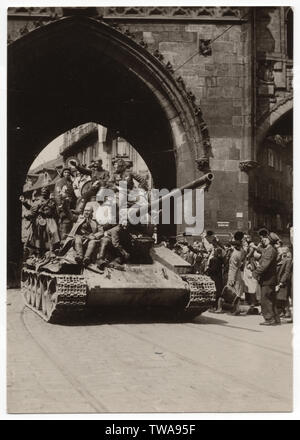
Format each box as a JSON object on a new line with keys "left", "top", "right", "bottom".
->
{"left": 226, "top": 232, "right": 246, "bottom": 314}
{"left": 253, "top": 229, "right": 280, "bottom": 326}
{"left": 276, "top": 246, "right": 293, "bottom": 319}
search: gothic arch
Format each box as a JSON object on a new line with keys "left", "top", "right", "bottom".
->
{"left": 8, "top": 15, "right": 207, "bottom": 263}
{"left": 256, "top": 95, "right": 293, "bottom": 154}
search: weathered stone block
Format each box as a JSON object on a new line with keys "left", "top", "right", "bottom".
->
{"left": 167, "top": 31, "right": 197, "bottom": 42}
{"left": 212, "top": 41, "right": 235, "bottom": 53}
{"left": 209, "top": 125, "right": 243, "bottom": 138}
{"left": 159, "top": 41, "right": 195, "bottom": 55}
{"left": 229, "top": 64, "right": 244, "bottom": 76}
{"left": 207, "top": 87, "right": 222, "bottom": 99}
{"left": 211, "top": 138, "right": 231, "bottom": 160}
{"left": 206, "top": 77, "right": 217, "bottom": 87}
{"left": 228, "top": 143, "right": 241, "bottom": 160}
{"left": 216, "top": 64, "right": 230, "bottom": 76}
{"left": 217, "top": 77, "right": 240, "bottom": 87}
{"left": 258, "top": 83, "right": 275, "bottom": 96}
{"left": 222, "top": 86, "right": 243, "bottom": 99}
{"left": 232, "top": 116, "right": 243, "bottom": 127}
{"left": 194, "top": 87, "right": 207, "bottom": 99}
{"left": 213, "top": 51, "right": 232, "bottom": 64}
{"left": 143, "top": 31, "right": 155, "bottom": 44}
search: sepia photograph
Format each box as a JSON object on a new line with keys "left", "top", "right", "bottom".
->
{"left": 5, "top": 2, "right": 296, "bottom": 418}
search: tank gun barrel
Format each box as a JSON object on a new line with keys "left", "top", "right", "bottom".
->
{"left": 131, "top": 173, "right": 214, "bottom": 220}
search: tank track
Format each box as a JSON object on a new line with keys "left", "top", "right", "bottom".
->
{"left": 182, "top": 274, "right": 216, "bottom": 311}
{"left": 21, "top": 268, "right": 87, "bottom": 323}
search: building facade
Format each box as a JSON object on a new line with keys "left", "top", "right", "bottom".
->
{"left": 60, "top": 123, "right": 152, "bottom": 185}
{"left": 8, "top": 6, "right": 293, "bottom": 267}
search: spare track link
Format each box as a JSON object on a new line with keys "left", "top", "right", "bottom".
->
{"left": 21, "top": 268, "right": 87, "bottom": 323}
{"left": 182, "top": 274, "right": 216, "bottom": 310}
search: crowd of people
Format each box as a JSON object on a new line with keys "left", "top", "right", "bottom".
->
{"left": 20, "top": 158, "right": 293, "bottom": 326}
{"left": 161, "top": 229, "right": 293, "bottom": 326}
{"left": 20, "top": 157, "right": 150, "bottom": 270}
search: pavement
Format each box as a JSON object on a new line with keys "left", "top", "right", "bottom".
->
{"left": 7, "top": 289, "right": 293, "bottom": 414}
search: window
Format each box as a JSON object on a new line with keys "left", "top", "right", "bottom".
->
{"left": 117, "top": 137, "right": 129, "bottom": 157}
{"left": 268, "top": 149, "right": 274, "bottom": 167}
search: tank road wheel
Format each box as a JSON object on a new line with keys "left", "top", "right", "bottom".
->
{"left": 30, "top": 274, "right": 37, "bottom": 308}
{"left": 41, "top": 277, "right": 48, "bottom": 316}
{"left": 45, "top": 278, "right": 58, "bottom": 320}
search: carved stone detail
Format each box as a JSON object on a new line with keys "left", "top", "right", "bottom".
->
{"left": 239, "top": 160, "right": 259, "bottom": 173}
{"left": 139, "top": 39, "right": 148, "bottom": 49}
{"left": 266, "top": 134, "right": 292, "bottom": 147}
{"left": 257, "top": 60, "right": 275, "bottom": 84}
{"left": 199, "top": 39, "right": 212, "bottom": 57}
{"left": 196, "top": 157, "right": 210, "bottom": 172}
{"left": 103, "top": 6, "right": 243, "bottom": 19}
{"left": 8, "top": 6, "right": 246, "bottom": 22}
{"left": 123, "top": 28, "right": 135, "bottom": 39}
{"left": 165, "top": 61, "right": 174, "bottom": 73}
{"left": 153, "top": 49, "right": 164, "bottom": 62}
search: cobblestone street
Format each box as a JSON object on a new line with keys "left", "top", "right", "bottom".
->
{"left": 7, "top": 289, "right": 293, "bottom": 414}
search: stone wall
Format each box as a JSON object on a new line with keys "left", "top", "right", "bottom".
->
{"left": 7, "top": 6, "right": 292, "bottom": 236}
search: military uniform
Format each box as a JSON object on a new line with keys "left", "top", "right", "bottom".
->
{"left": 73, "top": 161, "right": 110, "bottom": 212}
{"left": 109, "top": 167, "right": 148, "bottom": 192}
{"left": 253, "top": 243, "right": 278, "bottom": 323}
{"left": 61, "top": 213, "right": 104, "bottom": 265}
{"left": 24, "top": 193, "right": 60, "bottom": 256}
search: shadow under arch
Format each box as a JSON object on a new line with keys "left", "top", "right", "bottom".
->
{"left": 7, "top": 15, "right": 205, "bottom": 271}
{"left": 255, "top": 96, "right": 293, "bottom": 157}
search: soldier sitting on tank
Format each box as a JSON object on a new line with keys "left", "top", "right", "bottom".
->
{"left": 109, "top": 158, "right": 149, "bottom": 193}
{"left": 61, "top": 206, "right": 104, "bottom": 266}
{"left": 69, "top": 159, "right": 110, "bottom": 212}
{"left": 97, "top": 224, "right": 131, "bottom": 270}
{"left": 20, "top": 187, "right": 60, "bottom": 258}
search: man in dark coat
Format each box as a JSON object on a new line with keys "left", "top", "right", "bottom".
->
{"left": 253, "top": 229, "right": 280, "bottom": 325}
{"left": 207, "top": 246, "right": 224, "bottom": 310}
{"left": 21, "top": 187, "right": 60, "bottom": 257}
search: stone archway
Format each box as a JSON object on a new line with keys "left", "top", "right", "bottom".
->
{"left": 256, "top": 95, "right": 293, "bottom": 156}
{"left": 7, "top": 15, "right": 208, "bottom": 269}
{"left": 249, "top": 104, "right": 293, "bottom": 233}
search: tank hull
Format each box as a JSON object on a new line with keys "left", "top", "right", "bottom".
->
{"left": 21, "top": 261, "right": 216, "bottom": 322}
{"left": 85, "top": 262, "right": 189, "bottom": 308}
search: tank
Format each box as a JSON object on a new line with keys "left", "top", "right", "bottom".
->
{"left": 21, "top": 173, "right": 216, "bottom": 323}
